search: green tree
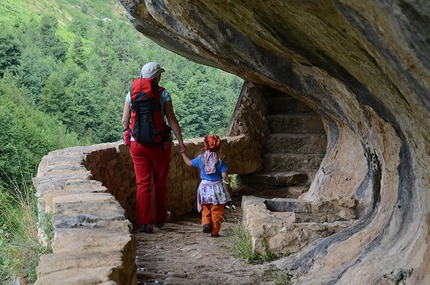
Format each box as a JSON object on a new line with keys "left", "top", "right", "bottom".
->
{"left": 14, "top": 20, "right": 40, "bottom": 50}
{"left": 163, "top": 80, "right": 187, "bottom": 140}
{"left": 180, "top": 76, "right": 205, "bottom": 138}
{"left": 0, "top": 29, "right": 21, "bottom": 77}
{"left": 70, "top": 36, "right": 86, "bottom": 69}
{"left": 38, "top": 72, "right": 76, "bottom": 127}
{"left": 0, "top": 74, "right": 79, "bottom": 192}
{"left": 97, "top": 77, "right": 124, "bottom": 143}
{"left": 59, "top": 61, "right": 82, "bottom": 87}
{"left": 39, "top": 16, "right": 67, "bottom": 62}
{"left": 200, "top": 82, "right": 229, "bottom": 135}
{"left": 99, "top": 100, "right": 122, "bottom": 143}
{"left": 69, "top": 71, "right": 101, "bottom": 142}
{"left": 68, "top": 14, "right": 89, "bottom": 38}
{"left": 17, "top": 49, "right": 56, "bottom": 104}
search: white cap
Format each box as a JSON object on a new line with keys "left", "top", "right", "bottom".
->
{"left": 140, "top": 62, "right": 165, "bottom": 79}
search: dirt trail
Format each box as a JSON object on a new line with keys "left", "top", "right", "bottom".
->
{"left": 135, "top": 194, "right": 284, "bottom": 285}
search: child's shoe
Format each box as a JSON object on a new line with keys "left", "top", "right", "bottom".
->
{"left": 203, "top": 224, "right": 211, "bottom": 233}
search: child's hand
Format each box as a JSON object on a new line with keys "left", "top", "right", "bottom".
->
{"left": 180, "top": 151, "right": 192, "bottom": 166}
{"left": 178, "top": 143, "right": 186, "bottom": 153}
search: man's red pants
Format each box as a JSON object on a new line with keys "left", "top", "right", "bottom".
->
{"left": 130, "top": 142, "right": 171, "bottom": 226}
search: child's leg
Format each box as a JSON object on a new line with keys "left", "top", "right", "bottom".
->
{"left": 201, "top": 204, "right": 212, "bottom": 226}
{"left": 210, "top": 204, "right": 225, "bottom": 236}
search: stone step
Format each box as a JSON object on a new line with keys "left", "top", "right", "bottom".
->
{"left": 268, "top": 96, "right": 314, "bottom": 114}
{"left": 263, "top": 153, "right": 324, "bottom": 172}
{"left": 268, "top": 113, "right": 325, "bottom": 134}
{"left": 263, "top": 133, "right": 327, "bottom": 154}
{"left": 238, "top": 171, "right": 309, "bottom": 187}
{"left": 232, "top": 185, "right": 309, "bottom": 199}
{"left": 288, "top": 186, "right": 310, "bottom": 198}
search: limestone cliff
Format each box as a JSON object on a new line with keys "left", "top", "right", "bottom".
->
{"left": 119, "top": 1, "right": 430, "bottom": 284}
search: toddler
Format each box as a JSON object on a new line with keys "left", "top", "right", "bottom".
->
{"left": 180, "top": 134, "right": 231, "bottom": 237}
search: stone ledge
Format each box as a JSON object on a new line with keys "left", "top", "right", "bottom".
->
{"left": 35, "top": 266, "right": 129, "bottom": 285}
{"left": 242, "top": 195, "right": 357, "bottom": 256}
{"left": 34, "top": 143, "right": 137, "bottom": 285}
{"left": 34, "top": 136, "right": 260, "bottom": 284}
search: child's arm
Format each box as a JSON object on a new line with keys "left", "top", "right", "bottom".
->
{"left": 180, "top": 152, "right": 193, "bottom": 167}
{"left": 222, "top": 171, "right": 231, "bottom": 184}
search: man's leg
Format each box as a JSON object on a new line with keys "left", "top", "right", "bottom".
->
{"left": 130, "top": 143, "right": 152, "bottom": 226}
{"left": 150, "top": 146, "right": 171, "bottom": 224}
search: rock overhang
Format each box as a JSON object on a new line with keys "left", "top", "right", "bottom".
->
{"left": 119, "top": 1, "right": 430, "bottom": 284}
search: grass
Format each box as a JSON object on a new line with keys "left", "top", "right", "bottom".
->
{"left": 229, "top": 174, "right": 238, "bottom": 188}
{"left": 232, "top": 223, "right": 293, "bottom": 284}
{"left": 0, "top": 178, "right": 53, "bottom": 284}
{"left": 232, "top": 223, "right": 278, "bottom": 264}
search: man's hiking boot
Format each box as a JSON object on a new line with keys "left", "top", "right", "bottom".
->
{"left": 139, "top": 224, "right": 153, "bottom": 233}
{"left": 203, "top": 224, "right": 211, "bottom": 233}
{"left": 154, "top": 223, "right": 165, "bottom": 229}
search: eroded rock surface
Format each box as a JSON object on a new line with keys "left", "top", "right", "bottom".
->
{"left": 119, "top": 1, "right": 430, "bottom": 284}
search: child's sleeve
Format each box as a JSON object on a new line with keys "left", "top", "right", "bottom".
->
{"left": 191, "top": 155, "right": 202, "bottom": 168}
{"left": 219, "top": 159, "right": 228, "bottom": 173}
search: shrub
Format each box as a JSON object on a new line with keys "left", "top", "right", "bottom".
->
{"left": 232, "top": 223, "right": 278, "bottom": 264}
{"left": 0, "top": 181, "right": 53, "bottom": 283}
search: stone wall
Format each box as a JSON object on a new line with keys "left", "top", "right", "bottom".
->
{"left": 33, "top": 135, "right": 261, "bottom": 284}
{"left": 32, "top": 78, "right": 267, "bottom": 284}
{"left": 33, "top": 144, "right": 137, "bottom": 285}
{"left": 242, "top": 195, "right": 357, "bottom": 256}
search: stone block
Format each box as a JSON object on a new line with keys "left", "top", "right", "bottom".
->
{"left": 268, "top": 113, "right": 324, "bottom": 134}
{"left": 36, "top": 250, "right": 131, "bottom": 277}
{"left": 239, "top": 171, "right": 308, "bottom": 187}
{"left": 52, "top": 228, "right": 134, "bottom": 253}
{"left": 265, "top": 198, "right": 311, "bottom": 213}
{"left": 264, "top": 133, "right": 326, "bottom": 154}
{"left": 295, "top": 213, "right": 326, "bottom": 223}
{"left": 52, "top": 192, "right": 121, "bottom": 214}
{"left": 53, "top": 211, "right": 129, "bottom": 230}
{"left": 35, "top": 267, "right": 124, "bottom": 285}
{"left": 242, "top": 195, "right": 356, "bottom": 256}
{"left": 44, "top": 187, "right": 108, "bottom": 213}
{"left": 272, "top": 211, "right": 296, "bottom": 224}
{"left": 263, "top": 153, "right": 323, "bottom": 173}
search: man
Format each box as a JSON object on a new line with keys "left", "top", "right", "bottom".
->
{"left": 122, "top": 62, "right": 186, "bottom": 233}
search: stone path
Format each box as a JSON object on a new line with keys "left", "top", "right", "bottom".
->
{"left": 135, "top": 193, "right": 286, "bottom": 285}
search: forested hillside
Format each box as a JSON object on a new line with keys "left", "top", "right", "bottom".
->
{"left": 0, "top": 1, "right": 242, "bottom": 281}
{"left": 0, "top": 0, "right": 242, "bottom": 191}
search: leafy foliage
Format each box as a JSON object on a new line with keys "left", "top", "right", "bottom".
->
{"left": 233, "top": 223, "right": 279, "bottom": 264}
{"left": 0, "top": 0, "right": 242, "bottom": 181}
{"left": 0, "top": 0, "right": 243, "bottom": 280}
{"left": 0, "top": 181, "right": 53, "bottom": 284}
{"left": 0, "top": 74, "right": 80, "bottom": 192}
{"left": 0, "top": 29, "right": 21, "bottom": 77}
{"left": 1, "top": 2, "right": 243, "bottom": 143}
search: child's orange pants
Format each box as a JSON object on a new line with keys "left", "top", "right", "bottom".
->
{"left": 201, "top": 203, "right": 225, "bottom": 235}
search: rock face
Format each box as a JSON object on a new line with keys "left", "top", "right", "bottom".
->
{"left": 119, "top": 1, "right": 430, "bottom": 284}
{"left": 242, "top": 195, "right": 357, "bottom": 256}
